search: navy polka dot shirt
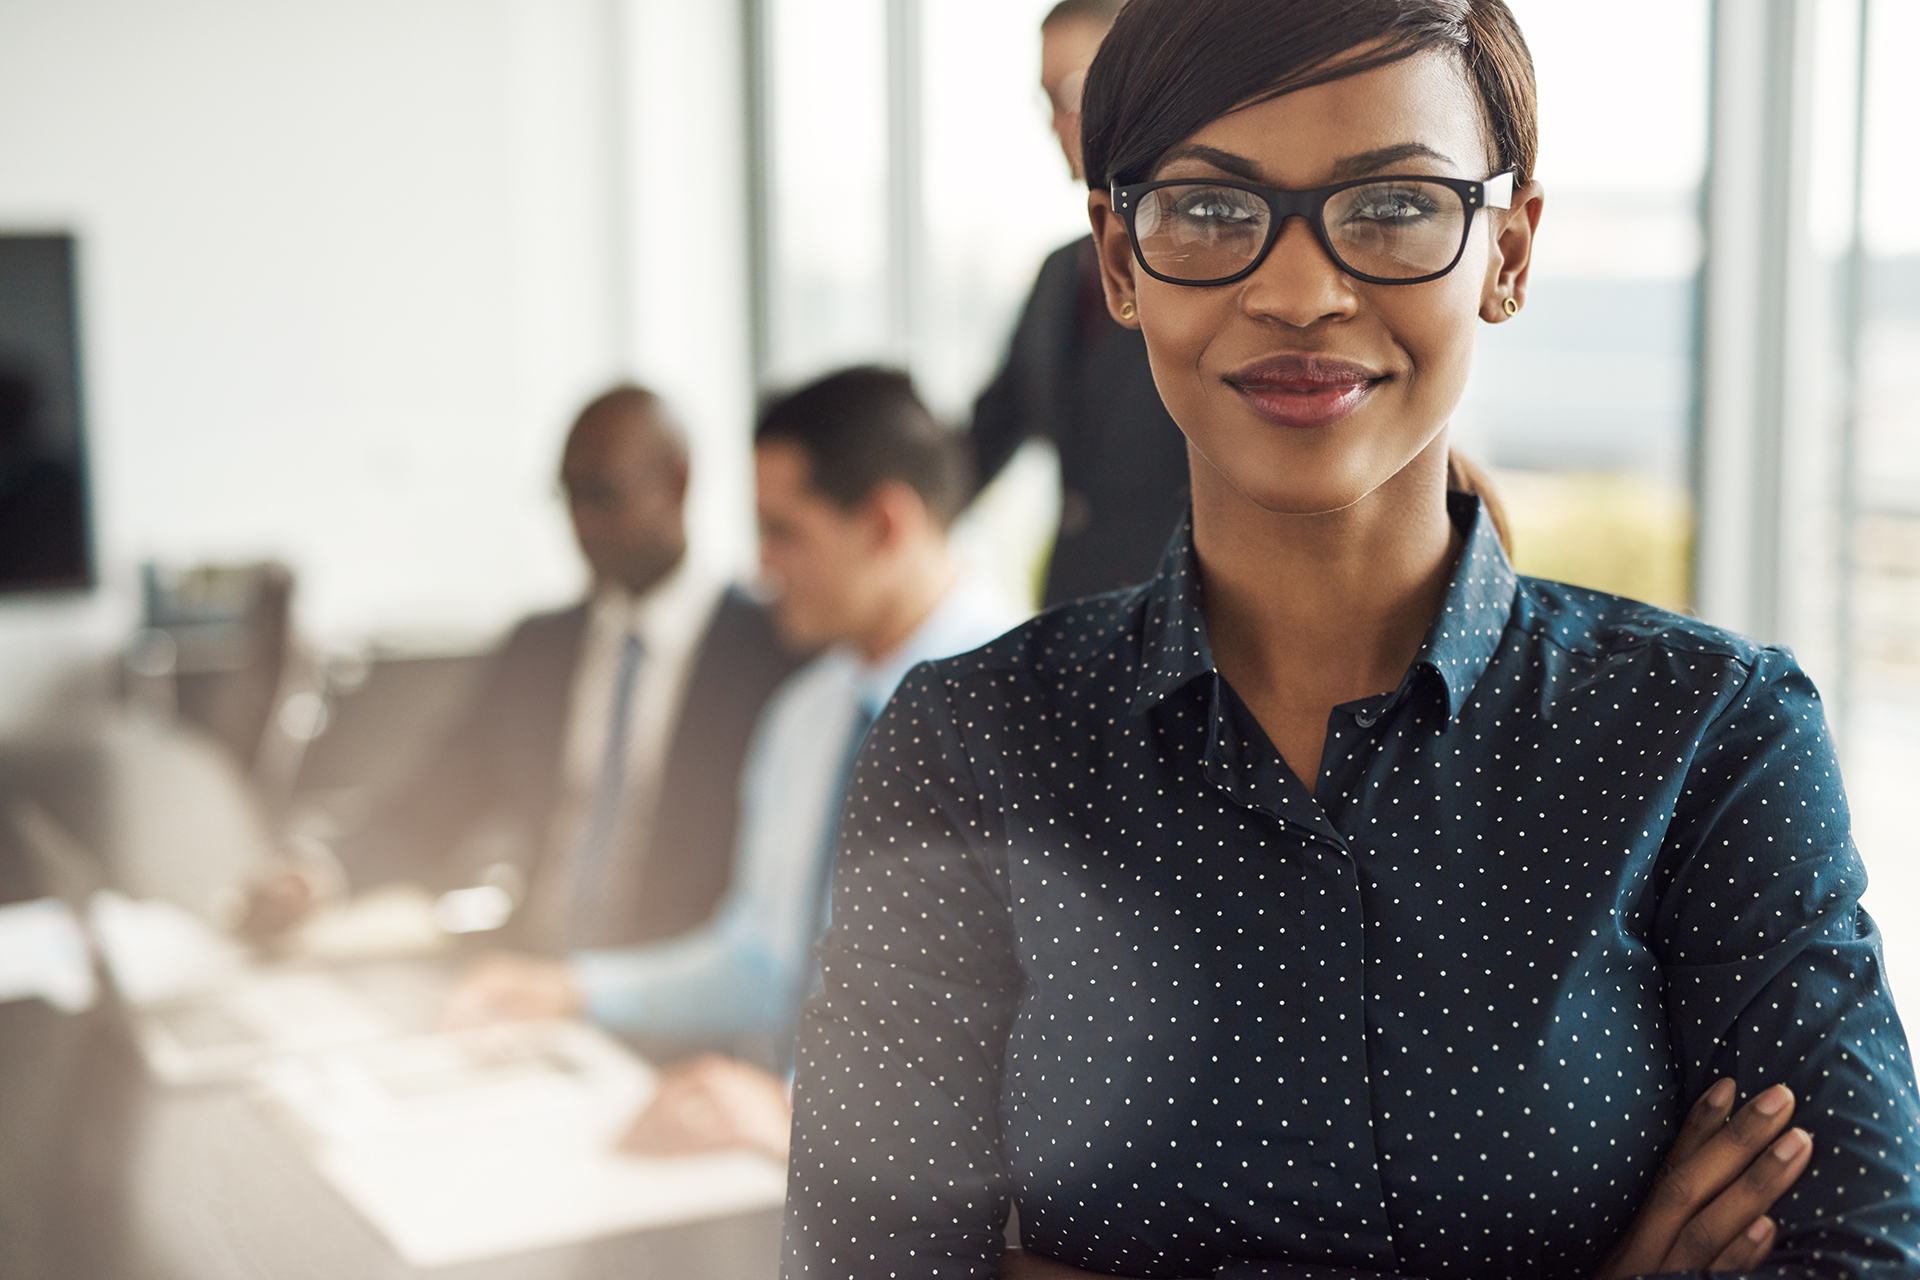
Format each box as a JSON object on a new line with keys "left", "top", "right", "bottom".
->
{"left": 783, "top": 495, "right": 1920, "bottom": 1279}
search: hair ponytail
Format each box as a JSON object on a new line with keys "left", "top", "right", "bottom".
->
{"left": 1445, "top": 449, "right": 1512, "bottom": 553}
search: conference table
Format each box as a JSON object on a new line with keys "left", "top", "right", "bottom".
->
{"left": 0, "top": 723, "right": 783, "bottom": 1280}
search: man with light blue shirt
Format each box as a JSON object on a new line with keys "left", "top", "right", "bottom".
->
{"left": 448, "top": 367, "right": 1016, "bottom": 1152}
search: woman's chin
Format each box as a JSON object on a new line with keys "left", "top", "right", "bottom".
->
{"left": 1212, "top": 468, "right": 1391, "bottom": 520}
{"left": 1190, "top": 427, "right": 1445, "bottom": 521}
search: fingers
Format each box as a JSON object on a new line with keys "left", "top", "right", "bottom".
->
{"left": 1666, "top": 1077, "right": 1737, "bottom": 1167}
{"left": 1707, "top": 1216, "right": 1777, "bottom": 1273}
{"left": 1599, "top": 1083, "right": 1802, "bottom": 1280}
{"left": 1662, "top": 1127, "right": 1811, "bottom": 1272}
{"left": 1646, "top": 1084, "right": 1797, "bottom": 1222}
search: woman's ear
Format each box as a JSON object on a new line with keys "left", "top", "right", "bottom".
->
{"left": 1481, "top": 178, "right": 1545, "bottom": 323}
{"left": 1088, "top": 190, "right": 1142, "bottom": 329}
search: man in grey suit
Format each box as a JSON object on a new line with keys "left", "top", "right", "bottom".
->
{"left": 967, "top": 0, "right": 1191, "bottom": 607}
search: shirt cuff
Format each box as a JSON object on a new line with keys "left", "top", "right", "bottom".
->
{"left": 568, "top": 947, "right": 651, "bottom": 1032}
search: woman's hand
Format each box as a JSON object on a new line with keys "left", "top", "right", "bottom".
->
{"left": 1594, "top": 1078, "right": 1812, "bottom": 1278}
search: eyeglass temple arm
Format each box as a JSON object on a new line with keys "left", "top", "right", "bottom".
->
{"left": 1482, "top": 172, "right": 1516, "bottom": 210}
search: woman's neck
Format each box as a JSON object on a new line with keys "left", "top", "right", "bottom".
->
{"left": 1191, "top": 437, "right": 1462, "bottom": 791}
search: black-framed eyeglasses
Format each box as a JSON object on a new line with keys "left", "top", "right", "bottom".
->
{"left": 1110, "top": 171, "right": 1515, "bottom": 287}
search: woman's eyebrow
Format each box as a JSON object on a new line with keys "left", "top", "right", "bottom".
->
{"left": 1154, "top": 143, "right": 1264, "bottom": 181}
{"left": 1154, "top": 140, "right": 1462, "bottom": 185}
{"left": 1329, "top": 142, "right": 1459, "bottom": 179}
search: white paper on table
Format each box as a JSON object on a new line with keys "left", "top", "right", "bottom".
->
{"left": 90, "top": 889, "right": 429, "bottom": 1085}
{"left": 254, "top": 1020, "right": 786, "bottom": 1267}
{"left": 90, "top": 889, "right": 249, "bottom": 1005}
{"left": 0, "top": 897, "right": 96, "bottom": 1012}
{"left": 135, "top": 967, "right": 409, "bottom": 1086}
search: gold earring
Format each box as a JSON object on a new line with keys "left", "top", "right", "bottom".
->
{"left": 1119, "top": 300, "right": 1137, "bottom": 321}
{"left": 1502, "top": 297, "right": 1519, "bottom": 317}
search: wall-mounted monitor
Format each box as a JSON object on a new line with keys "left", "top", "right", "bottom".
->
{"left": 0, "top": 235, "right": 93, "bottom": 594}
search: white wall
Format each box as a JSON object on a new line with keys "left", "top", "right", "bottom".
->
{"left": 0, "top": 0, "right": 755, "bottom": 731}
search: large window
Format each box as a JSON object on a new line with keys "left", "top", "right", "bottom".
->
{"left": 758, "top": 0, "right": 894, "bottom": 385}
{"left": 1462, "top": 0, "right": 1709, "bottom": 614}
{"left": 1838, "top": 0, "right": 1920, "bottom": 997}
{"left": 756, "top": 0, "right": 1083, "bottom": 610}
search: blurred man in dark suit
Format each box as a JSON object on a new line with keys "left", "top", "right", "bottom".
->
{"left": 968, "top": 0, "right": 1191, "bottom": 607}
{"left": 251, "top": 386, "right": 800, "bottom": 954}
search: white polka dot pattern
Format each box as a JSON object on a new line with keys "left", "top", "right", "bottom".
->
{"left": 781, "top": 498, "right": 1920, "bottom": 1279}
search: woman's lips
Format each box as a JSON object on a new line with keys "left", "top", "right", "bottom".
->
{"left": 1225, "top": 355, "right": 1384, "bottom": 430}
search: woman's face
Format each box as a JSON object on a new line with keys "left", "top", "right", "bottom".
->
{"left": 1090, "top": 50, "right": 1542, "bottom": 517}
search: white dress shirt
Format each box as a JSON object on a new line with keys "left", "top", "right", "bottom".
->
{"left": 527, "top": 555, "right": 724, "bottom": 936}
{"left": 570, "top": 572, "right": 1018, "bottom": 1040}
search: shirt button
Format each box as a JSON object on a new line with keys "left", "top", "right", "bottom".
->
{"left": 1354, "top": 711, "right": 1379, "bottom": 728}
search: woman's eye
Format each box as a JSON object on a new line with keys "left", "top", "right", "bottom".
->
{"left": 1346, "top": 189, "right": 1442, "bottom": 224}
{"left": 1174, "top": 191, "right": 1260, "bottom": 224}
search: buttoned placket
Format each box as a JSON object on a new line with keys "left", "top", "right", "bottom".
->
{"left": 1174, "top": 671, "right": 1397, "bottom": 1269}
{"left": 1090, "top": 496, "right": 1592, "bottom": 1270}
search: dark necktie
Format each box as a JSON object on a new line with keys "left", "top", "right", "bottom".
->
{"left": 568, "top": 631, "right": 644, "bottom": 943}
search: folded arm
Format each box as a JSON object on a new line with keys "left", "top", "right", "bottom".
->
{"left": 1643, "top": 647, "right": 1920, "bottom": 1278}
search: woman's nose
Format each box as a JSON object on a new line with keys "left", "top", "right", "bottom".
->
{"left": 1239, "top": 216, "right": 1359, "bottom": 329}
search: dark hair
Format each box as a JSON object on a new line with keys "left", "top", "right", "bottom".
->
{"left": 1081, "top": 0, "right": 1536, "bottom": 191}
{"left": 755, "top": 367, "right": 971, "bottom": 528}
{"left": 1446, "top": 449, "right": 1512, "bottom": 552}
{"left": 1043, "top": 0, "right": 1124, "bottom": 29}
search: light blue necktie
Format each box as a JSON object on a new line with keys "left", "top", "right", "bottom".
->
{"left": 569, "top": 631, "right": 644, "bottom": 943}
{"left": 794, "top": 699, "right": 877, "bottom": 1000}
{"left": 816, "top": 699, "right": 878, "bottom": 927}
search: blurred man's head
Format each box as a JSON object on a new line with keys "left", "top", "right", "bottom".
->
{"left": 561, "top": 385, "right": 689, "bottom": 596}
{"left": 1042, "top": 0, "right": 1122, "bottom": 182}
{"left": 754, "top": 367, "right": 968, "bottom": 659}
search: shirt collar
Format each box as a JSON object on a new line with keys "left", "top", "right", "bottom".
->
{"left": 851, "top": 572, "right": 1017, "bottom": 715}
{"left": 590, "top": 552, "right": 721, "bottom": 652}
{"left": 1130, "top": 491, "right": 1517, "bottom": 726}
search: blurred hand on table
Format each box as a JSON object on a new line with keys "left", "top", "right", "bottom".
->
{"left": 619, "top": 1054, "right": 792, "bottom": 1161}
{"left": 230, "top": 863, "right": 324, "bottom": 938}
{"left": 442, "top": 951, "right": 582, "bottom": 1028}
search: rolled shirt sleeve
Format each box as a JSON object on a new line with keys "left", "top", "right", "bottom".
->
{"left": 1656, "top": 647, "right": 1919, "bottom": 1276}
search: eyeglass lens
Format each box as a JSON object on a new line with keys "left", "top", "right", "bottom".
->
{"left": 1131, "top": 180, "right": 1471, "bottom": 283}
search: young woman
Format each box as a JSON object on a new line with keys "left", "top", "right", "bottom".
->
{"left": 782, "top": 3, "right": 1920, "bottom": 1277}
